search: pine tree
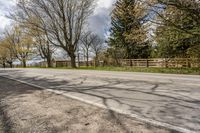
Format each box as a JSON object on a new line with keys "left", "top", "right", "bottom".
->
{"left": 155, "top": 0, "right": 200, "bottom": 58}
{"left": 109, "top": 0, "right": 149, "bottom": 59}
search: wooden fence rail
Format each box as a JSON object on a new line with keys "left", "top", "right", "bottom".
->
{"left": 12, "top": 58, "right": 200, "bottom": 68}
{"left": 115, "top": 58, "right": 200, "bottom": 68}
{"left": 52, "top": 58, "right": 200, "bottom": 68}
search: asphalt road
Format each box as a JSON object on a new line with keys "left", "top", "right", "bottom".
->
{"left": 0, "top": 68, "right": 200, "bottom": 133}
{"left": 0, "top": 77, "right": 171, "bottom": 133}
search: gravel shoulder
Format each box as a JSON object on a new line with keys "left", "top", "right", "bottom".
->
{"left": 0, "top": 77, "right": 173, "bottom": 133}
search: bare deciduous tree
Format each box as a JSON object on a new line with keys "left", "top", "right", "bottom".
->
{"left": 0, "top": 37, "right": 15, "bottom": 68}
{"left": 14, "top": 0, "right": 95, "bottom": 68}
{"left": 0, "top": 45, "right": 9, "bottom": 68}
{"left": 81, "top": 31, "right": 96, "bottom": 67}
{"left": 5, "top": 26, "right": 33, "bottom": 68}
{"left": 91, "top": 35, "right": 105, "bottom": 67}
{"left": 29, "top": 25, "right": 55, "bottom": 68}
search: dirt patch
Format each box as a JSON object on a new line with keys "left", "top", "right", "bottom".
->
{"left": 0, "top": 77, "right": 173, "bottom": 133}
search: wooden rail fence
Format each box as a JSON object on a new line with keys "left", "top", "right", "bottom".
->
{"left": 115, "top": 58, "right": 200, "bottom": 68}
{"left": 12, "top": 58, "right": 200, "bottom": 68}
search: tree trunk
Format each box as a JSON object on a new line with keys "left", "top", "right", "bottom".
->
{"left": 47, "top": 58, "right": 52, "bottom": 68}
{"left": 70, "top": 54, "right": 77, "bottom": 68}
{"left": 22, "top": 59, "right": 26, "bottom": 68}
{"left": 3, "top": 62, "right": 6, "bottom": 69}
{"left": 94, "top": 54, "right": 98, "bottom": 67}
{"left": 86, "top": 51, "right": 89, "bottom": 67}
{"left": 7, "top": 61, "right": 13, "bottom": 68}
{"left": 95, "top": 59, "right": 98, "bottom": 67}
{"left": 9, "top": 62, "right": 13, "bottom": 68}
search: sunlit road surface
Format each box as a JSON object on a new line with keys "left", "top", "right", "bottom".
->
{"left": 0, "top": 68, "right": 200, "bottom": 133}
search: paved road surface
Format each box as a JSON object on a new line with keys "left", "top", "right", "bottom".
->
{"left": 0, "top": 68, "right": 200, "bottom": 133}
{"left": 0, "top": 77, "right": 171, "bottom": 133}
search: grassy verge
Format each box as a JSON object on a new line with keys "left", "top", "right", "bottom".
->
{"left": 79, "top": 66, "right": 200, "bottom": 75}
{"left": 19, "top": 66, "right": 200, "bottom": 75}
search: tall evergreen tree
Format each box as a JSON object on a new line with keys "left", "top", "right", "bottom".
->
{"left": 109, "top": 0, "right": 150, "bottom": 59}
{"left": 155, "top": 0, "right": 200, "bottom": 58}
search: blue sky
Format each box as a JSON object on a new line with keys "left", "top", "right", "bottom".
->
{"left": 0, "top": 0, "right": 115, "bottom": 38}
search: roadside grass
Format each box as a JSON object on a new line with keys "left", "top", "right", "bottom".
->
{"left": 18, "top": 66, "right": 200, "bottom": 75}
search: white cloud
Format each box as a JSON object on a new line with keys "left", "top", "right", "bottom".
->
{"left": 0, "top": 16, "right": 10, "bottom": 31}
{"left": 88, "top": 0, "right": 116, "bottom": 38}
{"left": 0, "top": 0, "right": 116, "bottom": 38}
{"left": 0, "top": 0, "right": 16, "bottom": 32}
{"left": 97, "top": 0, "right": 115, "bottom": 8}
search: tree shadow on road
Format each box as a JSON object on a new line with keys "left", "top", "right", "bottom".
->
{"left": 0, "top": 69, "right": 199, "bottom": 132}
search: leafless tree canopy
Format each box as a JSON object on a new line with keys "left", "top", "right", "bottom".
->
{"left": 4, "top": 26, "right": 33, "bottom": 67}
{"left": 14, "top": 0, "right": 95, "bottom": 68}
{"left": 91, "top": 35, "right": 105, "bottom": 67}
{"left": 80, "top": 31, "right": 98, "bottom": 66}
{"left": 31, "top": 28, "right": 56, "bottom": 67}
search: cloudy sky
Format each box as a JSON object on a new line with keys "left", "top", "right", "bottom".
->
{"left": 0, "top": 0, "right": 115, "bottom": 38}
{"left": 0, "top": 0, "right": 16, "bottom": 32}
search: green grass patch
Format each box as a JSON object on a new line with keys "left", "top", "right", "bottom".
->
{"left": 79, "top": 66, "right": 200, "bottom": 75}
{"left": 21, "top": 66, "right": 200, "bottom": 75}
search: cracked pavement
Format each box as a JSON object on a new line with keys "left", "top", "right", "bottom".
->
{"left": 0, "top": 68, "right": 200, "bottom": 132}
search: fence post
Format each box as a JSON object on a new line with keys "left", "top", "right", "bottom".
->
{"left": 187, "top": 58, "right": 191, "bottom": 68}
{"left": 165, "top": 58, "right": 168, "bottom": 68}
{"left": 146, "top": 59, "right": 149, "bottom": 67}
{"left": 130, "top": 59, "right": 133, "bottom": 67}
